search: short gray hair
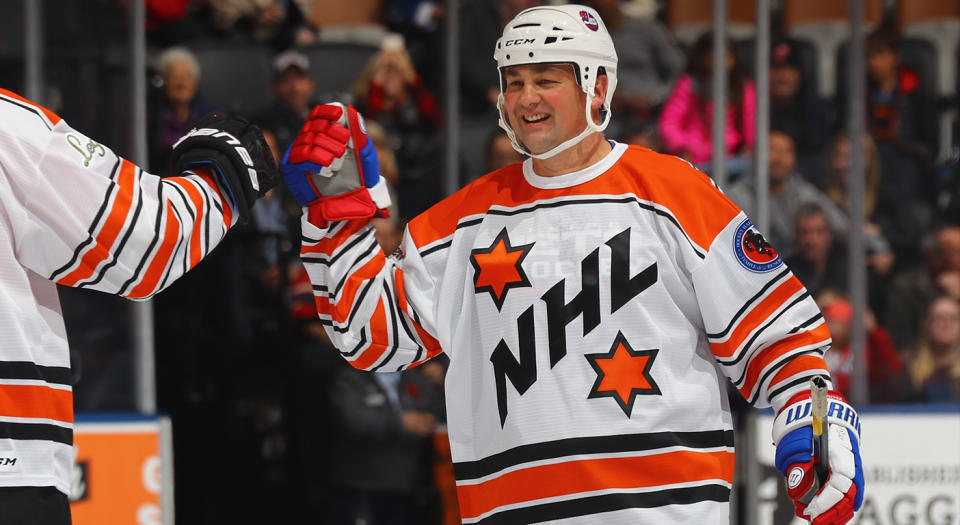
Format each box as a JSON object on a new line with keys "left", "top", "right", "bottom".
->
{"left": 156, "top": 46, "right": 201, "bottom": 80}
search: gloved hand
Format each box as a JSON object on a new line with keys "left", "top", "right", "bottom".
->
{"left": 281, "top": 103, "right": 391, "bottom": 228}
{"left": 170, "top": 112, "right": 279, "bottom": 224}
{"left": 773, "top": 390, "right": 864, "bottom": 524}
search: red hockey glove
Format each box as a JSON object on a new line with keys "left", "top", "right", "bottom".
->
{"left": 773, "top": 390, "right": 864, "bottom": 524}
{"left": 280, "top": 103, "right": 391, "bottom": 228}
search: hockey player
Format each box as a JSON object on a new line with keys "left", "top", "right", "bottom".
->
{"left": 281, "top": 5, "right": 864, "bottom": 524}
{"left": 0, "top": 88, "right": 278, "bottom": 525}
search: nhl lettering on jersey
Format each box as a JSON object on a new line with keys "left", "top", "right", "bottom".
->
{"left": 491, "top": 227, "right": 658, "bottom": 426}
{"left": 469, "top": 228, "right": 534, "bottom": 311}
{"left": 733, "top": 219, "right": 782, "bottom": 272}
{"left": 585, "top": 332, "right": 661, "bottom": 416}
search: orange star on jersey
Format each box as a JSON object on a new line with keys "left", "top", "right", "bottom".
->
{"left": 469, "top": 228, "right": 534, "bottom": 310}
{"left": 585, "top": 332, "right": 661, "bottom": 416}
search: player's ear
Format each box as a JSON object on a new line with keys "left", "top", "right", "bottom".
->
{"left": 591, "top": 73, "right": 608, "bottom": 111}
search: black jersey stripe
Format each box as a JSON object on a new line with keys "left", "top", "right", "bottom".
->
{"left": 705, "top": 268, "right": 791, "bottom": 339}
{"left": 417, "top": 196, "right": 707, "bottom": 260}
{"left": 340, "top": 326, "right": 368, "bottom": 357}
{"left": 0, "top": 422, "right": 72, "bottom": 445}
{"left": 302, "top": 225, "right": 376, "bottom": 267}
{"left": 331, "top": 278, "right": 377, "bottom": 334}
{"left": 49, "top": 158, "right": 122, "bottom": 281}
{"left": 331, "top": 234, "right": 380, "bottom": 299}
{"left": 0, "top": 362, "right": 71, "bottom": 386}
{"left": 473, "top": 484, "right": 731, "bottom": 525}
{"left": 453, "top": 430, "right": 734, "bottom": 482}
{"left": 79, "top": 168, "right": 147, "bottom": 290}
{"left": 370, "top": 283, "right": 402, "bottom": 372}
{"left": 714, "top": 291, "right": 811, "bottom": 367}
{"left": 747, "top": 348, "right": 828, "bottom": 405}
{"left": 768, "top": 371, "right": 832, "bottom": 402}
{"left": 157, "top": 203, "right": 187, "bottom": 292}
{"left": 388, "top": 279, "right": 425, "bottom": 364}
{"left": 0, "top": 94, "right": 53, "bottom": 130}
{"left": 118, "top": 181, "right": 165, "bottom": 296}
{"left": 188, "top": 176, "right": 215, "bottom": 256}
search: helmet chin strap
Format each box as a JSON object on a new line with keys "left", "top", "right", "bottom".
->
{"left": 498, "top": 91, "right": 612, "bottom": 160}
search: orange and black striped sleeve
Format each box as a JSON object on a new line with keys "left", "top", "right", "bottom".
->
{"left": 1, "top": 88, "right": 237, "bottom": 299}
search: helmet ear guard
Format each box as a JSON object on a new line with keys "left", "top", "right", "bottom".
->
{"left": 493, "top": 5, "right": 618, "bottom": 159}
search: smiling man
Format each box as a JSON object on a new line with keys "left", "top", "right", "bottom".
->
{"left": 281, "top": 4, "right": 864, "bottom": 524}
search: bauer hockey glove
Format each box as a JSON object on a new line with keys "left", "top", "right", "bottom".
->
{"left": 773, "top": 390, "right": 864, "bottom": 525}
{"left": 280, "top": 103, "right": 391, "bottom": 228}
{"left": 170, "top": 112, "right": 279, "bottom": 224}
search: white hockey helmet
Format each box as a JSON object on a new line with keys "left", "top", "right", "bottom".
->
{"left": 493, "top": 4, "right": 618, "bottom": 159}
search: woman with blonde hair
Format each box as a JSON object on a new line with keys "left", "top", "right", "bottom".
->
{"left": 908, "top": 295, "right": 960, "bottom": 402}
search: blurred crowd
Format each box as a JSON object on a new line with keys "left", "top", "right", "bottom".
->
{"left": 2, "top": 0, "right": 959, "bottom": 523}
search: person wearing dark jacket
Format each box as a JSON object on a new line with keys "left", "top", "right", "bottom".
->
{"left": 326, "top": 366, "right": 443, "bottom": 525}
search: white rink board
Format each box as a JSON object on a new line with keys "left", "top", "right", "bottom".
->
{"left": 754, "top": 409, "right": 960, "bottom": 525}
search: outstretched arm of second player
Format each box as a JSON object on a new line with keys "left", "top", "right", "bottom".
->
{"left": 1, "top": 89, "right": 278, "bottom": 298}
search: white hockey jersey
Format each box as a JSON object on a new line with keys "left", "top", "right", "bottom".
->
{"left": 302, "top": 142, "right": 833, "bottom": 524}
{"left": 0, "top": 89, "right": 236, "bottom": 494}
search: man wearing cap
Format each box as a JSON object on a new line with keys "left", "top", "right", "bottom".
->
{"left": 769, "top": 38, "right": 829, "bottom": 179}
{"left": 258, "top": 49, "right": 318, "bottom": 154}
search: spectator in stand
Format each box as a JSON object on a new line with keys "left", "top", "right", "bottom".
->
{"left": 724, "top": 131, "right": 846, "bottom": 256}
{"left": 884, "top": 223, "right": 960, "bottom": 350}
{"left": 784, "top": 204, "right": 848, "bottom": 295}
{"left": 823, "top": 134, "right": 896, "bottom": 278}
{"left": 768, "top": 39, "right": 829, "bottom": 183}
{"left": 257, "top": 49, "right": 318, "bottom": 155}
{"left": 906, "top": 295, "right": 960, "bottom": 402}
{"left": 353, "top": 34, "right": 443, "bottom": 218}
{"left": 817, "top": 293, "right": 908, "bottom": 404}
{"left": 485, "top": 129, "right": 526, "bottom": 173}
{"left": 458, "top": 0, "right": 540, "bottom": 116}
{"left": 208, "top": 0, "right": 316, "bottom": 50}
{"left": 587, "top": 0, "right": 684, "bottom": 130}
{"left": 326, "top": 365, "right": 443, "bottom": 525}
{"left": 854, "top": 28, "right": 937, "bottom": 206}
{"left": 659, "top": 31, "right": 755, "bottom": 174}
{"left": 148, "top": 47, "right": 215, "bottom": 175}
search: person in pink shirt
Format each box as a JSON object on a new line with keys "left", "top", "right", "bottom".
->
{"left": 659, "top": 32, "right": 755, "bottom": 169}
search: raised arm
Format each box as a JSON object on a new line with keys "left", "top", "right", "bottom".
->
{"left": 282, "top": 103, "right": 443, "bottom": 371}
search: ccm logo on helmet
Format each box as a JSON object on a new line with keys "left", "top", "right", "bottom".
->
{"left": 580, "top": 10, "right": 599, "bottom": 31}
{"left": 504, "top": 38, "right": 535, "bottom": 46}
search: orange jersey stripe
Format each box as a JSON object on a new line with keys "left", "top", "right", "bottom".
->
{"left": 407, "top": 146, "right": 739, "bottom": 253}
{"left": 456, "top": 449, "right": 734, "bottom": 520}
{"left": 57, "top": 159, "right": 137, "bottom": 287}
{"left": 350, "top": 300, "right": 390, "bottom": 370}
{"left": 0, "top": 384, "right": 73, "bottom": 423}
{"left": 392, "top": 267, "right": 442, "bottom": 363}
{"left": 127, "top": 201, "right": 181, "bottom": 299}
{"left": 710, "top": 276, "right": 806, "bottom": 358}
{"left": 166, "top": 177, "right": 206, "bottom": 268}
{"left": 737, "top": 323, "right": 832, "bottom": 397}
{"left": 303, "top": 219, "right": 369, "bottom": 256}
{"left": 0, "top": 88, "right": 62, "bottom": 125}
{"left": 769, "top": 354, "right": 831, "bottom": 388}
{"left": 195, "top": 169, "right": 232, "bottom": 227}
{"left": 323, "top": 251, "right": 386, "bottom": 324}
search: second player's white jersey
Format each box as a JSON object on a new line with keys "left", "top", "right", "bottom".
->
{"left": 0, "top": 89, "right": 235, "bottom": 495}
{"left": 302, "top": 142, "right": 832, "bottom": 523}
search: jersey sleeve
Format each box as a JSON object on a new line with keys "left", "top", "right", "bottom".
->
{"left": 691, "top": 213, "right": 833, "bottom": 412}
{"left": 299, "top": 215, "right": 444, "bottom": 372}
{"left": 642, "top": 154, "right": 833, "bottom": 412}
{"left": 1, "top": 89, "right": 237, "bottom": 299}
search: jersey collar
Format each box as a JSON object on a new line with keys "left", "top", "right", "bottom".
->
{"left": 521, "top": 141, "right": 628, "bottom": 189}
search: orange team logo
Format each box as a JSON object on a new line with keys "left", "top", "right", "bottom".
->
{"left": 469, "top": 228, "right": 534, "bottom": 311}
{"left": 585, "top": 332, "right": 661, "bottom": 416}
